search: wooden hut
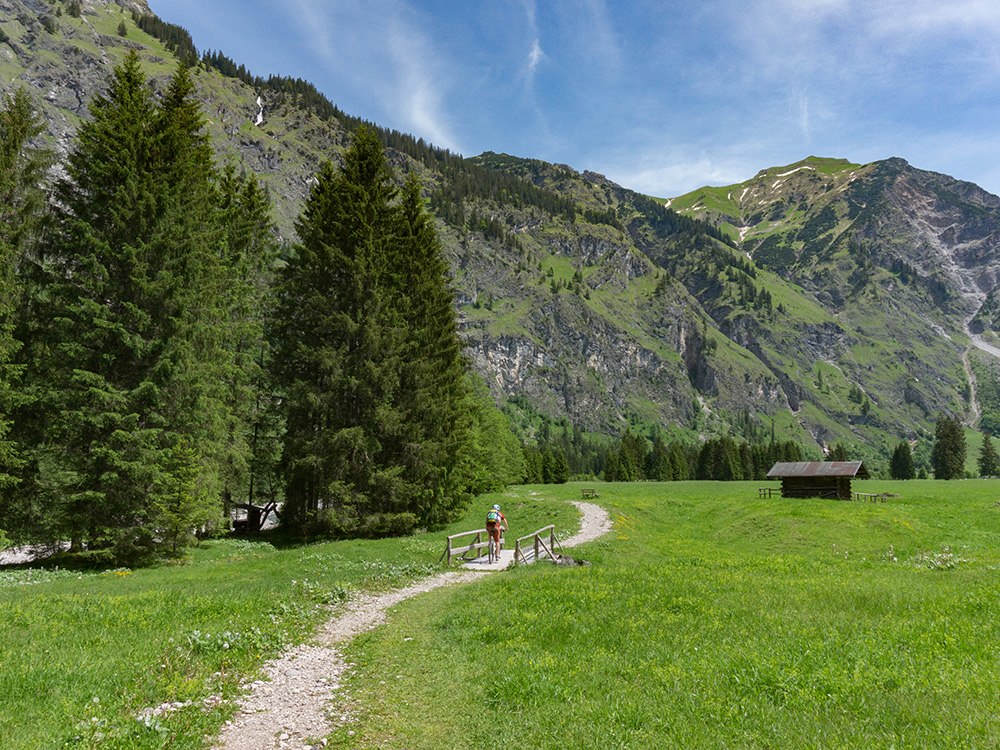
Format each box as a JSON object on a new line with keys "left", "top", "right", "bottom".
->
{"left": 766, "top": 461, "right": 870, "bottom": 500}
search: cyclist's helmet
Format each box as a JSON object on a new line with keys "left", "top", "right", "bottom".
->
{"left": 493, "top": 504, "right": 500, "bottom": 510}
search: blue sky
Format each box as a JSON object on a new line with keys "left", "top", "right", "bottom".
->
{"left": 148, "top": 0, "right": 1000, "bottom": 198}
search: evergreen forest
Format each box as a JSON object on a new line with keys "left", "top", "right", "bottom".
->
{"left": 0, "top": 55, "right": 523, "bottom": 564}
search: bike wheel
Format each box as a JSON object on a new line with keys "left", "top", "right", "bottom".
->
{"left": 488, "top": 537, "right": 496, "bottom": 563}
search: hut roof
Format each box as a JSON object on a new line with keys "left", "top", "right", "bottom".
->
{"left": 766, "top": 461, "right": 870, "bottom": 479}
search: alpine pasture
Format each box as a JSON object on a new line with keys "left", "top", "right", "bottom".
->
{"left": 3, "top": 480, "right": 1000, "bottom": 748}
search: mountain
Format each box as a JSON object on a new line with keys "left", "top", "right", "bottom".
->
{"left": 6, "top": 0, "right": 1000, "bottom": 472}
{"left": 669, "top": 157, "right": 1000, "bottom": 456}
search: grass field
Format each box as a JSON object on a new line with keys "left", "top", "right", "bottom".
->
{"left": 0, "top": 488, "right": 575, "bottom": 749}
{"left": 336, "top": 481, "right": 1000, "bottom": 749}
{"left": 3, "top": 480, "right": 1000, "bottom": 748}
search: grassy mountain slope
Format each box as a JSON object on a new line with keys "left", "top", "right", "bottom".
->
{"left": 670, "top": 156, "right": 1000, "bottom": 465}
{"left": 8, "top": 0, "right": 1000, "bottom": 471}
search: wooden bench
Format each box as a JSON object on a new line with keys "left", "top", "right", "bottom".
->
{"left": 581, "top": 488, "right": 599, "bottom": 499}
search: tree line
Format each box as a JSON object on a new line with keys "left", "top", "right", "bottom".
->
{"left": 514, "top": 415, "right": 805, "bottom": 484}
{"left": 0, "top": 55, "right": 520, "bottom": 563}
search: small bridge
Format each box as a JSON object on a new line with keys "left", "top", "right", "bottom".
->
{"left": 440, "top": 524, "right": 564, "bottom": 570}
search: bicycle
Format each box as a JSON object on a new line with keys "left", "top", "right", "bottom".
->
{"left": 487, "top": 527, "right": 504, "bottom": 563}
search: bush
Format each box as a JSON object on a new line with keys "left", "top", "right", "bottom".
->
{"left": 300, "top": 509, "right": 419, "bottom": 540}
{"left": 359, "top": 512, "right": 419, "bottom": 538}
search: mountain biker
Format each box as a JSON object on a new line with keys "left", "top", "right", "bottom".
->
{"left": 485, "top": 503, "right": 507, "bottom": 555}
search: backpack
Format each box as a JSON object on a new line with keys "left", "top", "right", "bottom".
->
{"left": 486, "top": 509, "right": 500, "bottom": 524}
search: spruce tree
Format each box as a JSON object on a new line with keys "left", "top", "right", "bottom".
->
{"left": 390, "top": 174, "right": 473, "bottom": 523}
{"left": 667, "top": 441, "right": 689, "bottom": 480}
{"left": 29, "top": 54, "right": 230, "bottom": 559}
{"left": 151, "top": 62, "right": 233, "bottom": 533}
{"left": 978, "top": 431, "right": 999, "bottom": 478}
{"left": 603, "top": 450, "right": 621, "bottom": 482}
{"left": 550, "top": 447, "right": 570, "bottom": 483}
{"left": 214, "top": 165, "right": 279, "bottom": 514}
{"left": 0, "top": 88, "right": 49, "bottom": 499}
{"left": 932, "top": 415, "right": 966, "bottom": 480}
{"left": 522, "top": 445, "right": 542, "bottom": 484}
{"left": 272, "top": 128, "right": 472, "bottom": 534}
{"left": 828, "top": 442, "right": 849, "bottom": 461}
{"left": 889, "top": 441, "right": 916, "bottom": 480}
{"left": 272, "top": 131, "right": 400, "bottom": 532}
{"left": 646, "top": 434, "right": 670, "bottom": 480}
{"left": 461, "top": 377, "right": 524, "bottom": 493}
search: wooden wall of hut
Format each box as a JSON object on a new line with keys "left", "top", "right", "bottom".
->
{"left": 780, "top": 477, "right": 853, "bottom": 500}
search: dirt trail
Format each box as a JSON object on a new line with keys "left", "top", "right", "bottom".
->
{"left": 213, "top": 500, "right": 611, "bottom": 749}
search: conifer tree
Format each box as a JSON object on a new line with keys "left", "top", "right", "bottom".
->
{"left": 696, "top": 437, "right": 739, "bottom": 480}
{"left": 603, "top": 450, "right": 621, "bottom": 482}
{"left": 977, "top": 431, "right": 999, "bottom": 478}
{"left": 0, "top": 88, "right": 49, "bottom": 499}
{"left": 889, "top": 441, "right": 916, "bottom": 480}
{"left": 214, "top": 165, "right": 279, "bottom": 513}
{"left": 272, "top": 130, "right": 401, "bottom": 532}
{"left": 390, "top": 174, "right": 473, "bottom": 523}
{"left": 828, "top": 442, "right": 849, "bottom": 461}
{"left": 667, "top": 441, "right": 689, "bottom": 480}
{"left": 738, "top": 442, "right": 754, "bottom": 480}
{"left": 27, "top": 54, "right": 230, "bottom": 559}
{"left": 522, "top": 445, "right": 542, "bottom": 483}
{"left": 546, "top": 447, "right": 570, "bottom": 483}
{"left": 646, "top": 434, "right": 671, "bottom": 480}
{"left": 460, "top": 377, "right": 525, "bottom": 492}
{"left": 932, "top": 415, "right": 966, "bottom": 480}
{"left": 272, "top": 128, "right": 473, "bottom": 534}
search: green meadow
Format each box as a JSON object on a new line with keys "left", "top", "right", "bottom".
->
{"left": 4, "top": 481, "right": 1000, "bottom": 748}
{"left": 340, "top": 481, "right": 1000, "bottom": 749}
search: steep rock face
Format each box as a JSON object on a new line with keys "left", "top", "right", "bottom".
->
{"left": 874, "top": 164, "right": 1000, "bottom": 300}
{"left": 2, "top": 0, "right": 156, "bottom": 136}
{"left": 463, "top": 284, "right": 700, "bottom": 432}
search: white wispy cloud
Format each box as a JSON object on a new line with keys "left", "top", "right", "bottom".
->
{"left": 865, "top": 0, "right": 1000, "bottom": 37}
{"left": 528, "top": 38, "right": 545, "bottom": 73}
{"left": 578, "top": 0, "right": 622, "bottom": 79}
{"left": 520, "top": 0, "right": 544, "bottom": 78}
{"left": 284, "top": 0, "right": 461, "bottom": 152}
{"left": 798, "top": 92, "right": 811, "bottom": 145}
{"left": 383, "top": 11, "right": 460, "bottom": 151}
{"left": 603, "top": 143, "right": 760, "bottom": 198}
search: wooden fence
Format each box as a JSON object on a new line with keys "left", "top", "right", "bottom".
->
{"left": 438, "top": 528, "right": 492, "bottom": 566}
{"left": 513, "top": 524, "right": 563, "bottom": 566}
{"left": 851, "top": 492, "right": 899, "bottom": 502}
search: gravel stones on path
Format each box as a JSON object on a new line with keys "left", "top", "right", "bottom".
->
{"left": 563, "top": 501, "right": 612, "bottom": 548}
{"left": 213, "top": 500, "right": 612, "bottom": 749}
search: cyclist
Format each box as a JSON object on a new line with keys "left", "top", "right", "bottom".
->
{"left": 485, "top": 503, "right": 507, "bottom": 559}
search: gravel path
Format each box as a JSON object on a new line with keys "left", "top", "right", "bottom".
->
{"left": 212, "top": 500, "right": 612, "bottom": 749}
